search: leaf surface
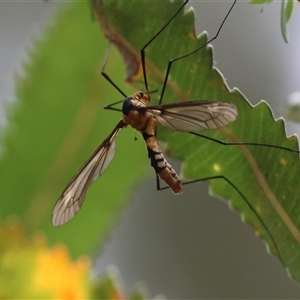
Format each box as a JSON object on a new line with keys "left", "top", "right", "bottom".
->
{"left": 94, "top": 0, "right": 300, "bottom": 283}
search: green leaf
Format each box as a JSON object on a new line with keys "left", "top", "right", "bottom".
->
{"left": 94, "top": 0, "right": 300, "bottom": 284}
{"left": 281, "top": 0, "right": 288, "bottom": 43}
{"left": 0, "top": 2, "right": 148, "bottom": 257}
{"left": 250, "top": 0, "right": 272, "bottom": 4}
{"left": 285, "top": 0, "right": 294, "bottom": 22}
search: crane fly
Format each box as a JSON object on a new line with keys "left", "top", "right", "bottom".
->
{"left": 52, "top": 0, "right": 238, "bottom": 226}
{"left": 52, "top": 90, "right": 237, "bottom": 226}
{"left": 52, "top": 0, "right": 300, "bottom": 267}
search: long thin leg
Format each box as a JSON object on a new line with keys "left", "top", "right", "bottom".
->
{"left": 103, "top": 99, "right": 123, "bottom": 113}
{"left": 189, "top": 132, "right": 300, "bottom": 154}
{"left": 140, "top": 0, "right": 190, "bottom": 96}
{"left": 157, "top": 173, "right": 284, "bottom": 266}
{"left": 101, "top": 39, "right": 127, "bottom": 98}
{"left": 159, "top": 0, "right": 237, "bottom": 104}
{"left": 150, "top": 1, "right": 237, "bottom": 192}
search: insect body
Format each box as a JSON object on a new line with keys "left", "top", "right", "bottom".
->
{"left": 52, "top": 90, "right": 237, "bottom": 226}
{"left": 52, "top": 0, "right": 241, "bottom": 226}
{"left": 122, "top": 92, "right": 183, "bottom": 194}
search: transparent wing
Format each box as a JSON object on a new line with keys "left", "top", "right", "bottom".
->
{"left": 52, "top": 120, "right": 124, "bottom": 227}
{"left": 145, "top": 101, "right": 238, "bottom": 132}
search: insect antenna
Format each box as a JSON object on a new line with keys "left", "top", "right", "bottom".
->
{"left": 103, "top": 98, "right": 123, "bottom": 112}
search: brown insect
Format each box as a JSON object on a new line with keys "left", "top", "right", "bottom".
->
{"left": 52, "top": 89, "right": 237, "bottom": 226}
{"left": 52, "top": 0, "right": 238, "bottom": 226}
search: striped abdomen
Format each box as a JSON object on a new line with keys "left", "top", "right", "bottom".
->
{"left": 122, "top": 93, "right": 183, "bottom": 194}
{"left": 143, "top": 133, "right": 183, "bottom": 194}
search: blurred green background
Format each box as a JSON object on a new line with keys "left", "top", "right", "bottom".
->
{"left": 1, "top": 1, "right": 300, "bottom": 298}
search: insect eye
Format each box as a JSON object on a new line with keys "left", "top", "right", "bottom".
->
{"left": 122, "top": 97, "right": 134, "bottom": 116}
